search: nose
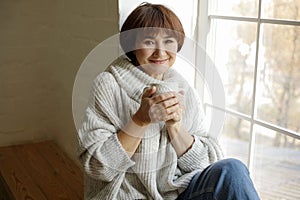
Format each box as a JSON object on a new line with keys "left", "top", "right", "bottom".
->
{"left": 153, "top": 44, "right": 167, "bottom": 57}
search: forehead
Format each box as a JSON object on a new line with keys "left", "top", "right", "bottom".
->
{"left": 136, "top": 30, "right": 176, "bottom": 40}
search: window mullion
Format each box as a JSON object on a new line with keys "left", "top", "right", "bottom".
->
{"left": 247, "top": 0, "right": 263, "bottom": 174}
{"left": 209, "top": 15, "right": 300, "bottom": 26}
{"left": 194, "top": 0, "right": 209, "bottom": 101}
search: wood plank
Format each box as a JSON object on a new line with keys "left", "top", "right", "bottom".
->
{"left": 13, "top": 142, "right": 82, "bottom": 200}
{"left": 0, "top": 146, "right": 47, "bottom": 200}
{"left": 0, "top": 171, "right": 15, "bottom": 200}
{"left": 34, "top": 141, "right": 83, "bottom": 198}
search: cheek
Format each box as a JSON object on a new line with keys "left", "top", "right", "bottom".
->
{"left": 136, "top": 49, "right": 153, "bottom": 60}
{"left": 169, "top": 52, "right": 177, "bottom": 60}
{"left": 169, "top": 53, "right": 177, "bottom": 66}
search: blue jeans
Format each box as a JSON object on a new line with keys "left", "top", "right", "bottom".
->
{"left": 177, "top": 158, "right": 260, "bottom": 200}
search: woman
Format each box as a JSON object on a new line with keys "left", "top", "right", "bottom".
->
{"left": 78, "top": 3, "right": 260, "bottom": 200}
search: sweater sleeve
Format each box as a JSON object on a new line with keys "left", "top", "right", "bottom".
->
{"left": 77, "top": 73, "right": 135, "bottom": 181}
{"left": 177, "top": 87, "right": 223, "bottom": 173}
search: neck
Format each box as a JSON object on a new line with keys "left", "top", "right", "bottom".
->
{"left": 135, "top": 65, "right": 164, "bottom": 80}
{"left": 151, "top": 73, "right": 164, "bottom": 80}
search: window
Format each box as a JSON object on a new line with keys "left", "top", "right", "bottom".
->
{"left": 204, "top": 0, "right": 300, "bottom": 199}
{"left": 118, "top": 0, "right": 300, "bottom": 198}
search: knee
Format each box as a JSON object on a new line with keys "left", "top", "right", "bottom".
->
{"left": 211, "top": 158, "right": 249, "bottom": 177}
{"left": 204, "top": 159, "right": 259, "bottom": 199}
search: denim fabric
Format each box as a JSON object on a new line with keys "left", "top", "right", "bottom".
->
{"left": 177, "top": 158, "right": 260, "bottom": 200}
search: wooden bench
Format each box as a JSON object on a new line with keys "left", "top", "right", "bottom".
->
{"left": 0, "top": 141, "right": 84, "bottom": 200}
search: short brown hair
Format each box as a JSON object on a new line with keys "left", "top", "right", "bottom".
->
{"left": 120, "top": 3, "right": 185, "bottom": 63}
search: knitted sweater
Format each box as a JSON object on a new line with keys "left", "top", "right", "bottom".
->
{"left": 78, "top": 57, "right": 223, "bottom": 200}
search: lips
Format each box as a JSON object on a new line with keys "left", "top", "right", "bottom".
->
{"left": 150, "top": 59, "right": 168, "bottom": 64}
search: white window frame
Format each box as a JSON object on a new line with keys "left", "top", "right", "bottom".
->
{"left": 197, "top": 0, "right": 300, "bottom": 172}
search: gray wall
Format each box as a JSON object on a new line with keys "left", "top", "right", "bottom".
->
{"left": 0, "top": 0, "right": 119, "bottom": 164}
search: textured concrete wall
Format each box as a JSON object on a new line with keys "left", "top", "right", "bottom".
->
{"left": 0, "top": 0, "right": 119, "bottom": 164}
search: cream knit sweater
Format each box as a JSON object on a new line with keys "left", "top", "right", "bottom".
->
{"left": 78, "top": 57, "right": 223, "bottom": 200}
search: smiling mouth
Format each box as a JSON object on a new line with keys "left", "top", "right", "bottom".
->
{"left": 150, "top": 59, "right": 168, "bottom": 64}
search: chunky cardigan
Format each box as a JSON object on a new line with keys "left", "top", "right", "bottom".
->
{"left": 78, "top": 57, "right": 223, "bottom": 200}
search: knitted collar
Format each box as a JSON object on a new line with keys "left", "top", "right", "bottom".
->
{"left": 106, "top": 57, "right": 186, "bottom": 102}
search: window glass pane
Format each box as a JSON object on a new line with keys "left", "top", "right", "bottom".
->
{"left": 219, "top": 114, "right": 251, "bottom": 165}
{"left": 262, "top": 0, "right": 300, "bottom": 21}
{"left": 257, "top": 24, "right": 300, "bottom": 133}
{"left": 253, "top": 125, "right": 300, "bottom": 199}
{"left": 209, "top": 19, "right": 257, "bottom": 115}
{"left": 173, "top": 56, "right": 195, "bottom": 88}
{"left": 209, "top": 0, "right": 258, "bottom": 17}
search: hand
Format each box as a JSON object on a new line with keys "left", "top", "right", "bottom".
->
{"left": 149, "top": 90, "right": 184, "bottom": 124}
{"left": 132, "top": 86, "right": 157, "bottom": 126}
{"left": 133, "top": 87, "right": 184, "bottom": 126}
{"left": 165, "top": 91, "right": 184, "bottom": 127}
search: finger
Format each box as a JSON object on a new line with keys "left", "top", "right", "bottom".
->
{"left": 164, "top": 104, "right": 181, "bottom": 115}
{"left": 151, "top": 104, "right": 181, "bottom": 122}
{"left": 142, "top": 86, "right": 157, "bottom": 98}
{"left": 165, "top": 111, "right": 181, "bottom": 122}
{"left": 152, "top": 92, "right": 177, "bottom": 103}
{"left": 158, "top": 99, "right": 179, "bottom": 111}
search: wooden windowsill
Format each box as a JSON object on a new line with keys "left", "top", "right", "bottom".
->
{"left": 0, "top": 140, "right": 83, "bottom": 200}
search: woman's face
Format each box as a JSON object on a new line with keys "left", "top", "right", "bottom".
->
{"left": 135, "top": 31, "right": 178, "bottom": 80}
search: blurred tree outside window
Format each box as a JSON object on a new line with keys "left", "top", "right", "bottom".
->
{"left": 206, "top": 0, "right": 300, "bottom": 199}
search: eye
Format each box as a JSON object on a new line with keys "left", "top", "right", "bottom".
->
{"left": 143, "top": 40, "right": 155, "bottom": 45}
{"left": 165, "top": 39, "right": 174, "bottom": 43}
{"left": 165, "top": 38, "right": 177, "bottom": 45}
